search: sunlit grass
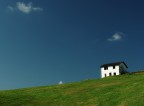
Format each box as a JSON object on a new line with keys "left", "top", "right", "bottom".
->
{"left": 0, "top": 72, "right": 144, "bottom": 106}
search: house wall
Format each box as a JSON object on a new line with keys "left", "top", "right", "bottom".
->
{"left": 101, "top": 65, "right": 120, "bottom": 78}
{"left": 119, "top": 63, "right": 128, "bottom": 74}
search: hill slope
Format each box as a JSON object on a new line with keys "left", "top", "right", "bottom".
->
{"left": 0, "top": 72, "right": 144, "bottom": 106}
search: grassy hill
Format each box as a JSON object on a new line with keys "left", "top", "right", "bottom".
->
{"left": 0, "top": 72, "right": 144, "bottom": 106}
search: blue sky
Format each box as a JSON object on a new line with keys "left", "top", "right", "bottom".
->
{"left": 0, "top": 0, "right": 144, "bottom": 90}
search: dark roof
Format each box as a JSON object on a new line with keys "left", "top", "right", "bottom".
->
{"left": 100, "top": 61, "right": 128, "bottom": 68}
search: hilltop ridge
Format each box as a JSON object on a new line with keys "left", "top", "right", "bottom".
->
{"left": 0, "top": 72, "right": 144, "bottom": 106}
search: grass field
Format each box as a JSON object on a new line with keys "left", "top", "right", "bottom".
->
{"left": 0, "top": 72, "right": 144, "bottom": 106}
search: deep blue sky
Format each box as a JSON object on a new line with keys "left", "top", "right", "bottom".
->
{"left": 0, "top": 0, "right": 144, "bottom": 90}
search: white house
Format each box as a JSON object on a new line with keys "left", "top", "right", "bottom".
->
{"left": 100, "top": 61, "right": 128, "bottom": 78}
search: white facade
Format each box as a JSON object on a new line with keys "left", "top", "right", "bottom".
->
{"left": 101, "top": 63, "right": 128, "bottom": 78}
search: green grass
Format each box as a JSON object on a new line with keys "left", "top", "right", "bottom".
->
{"left": 1, "top": 72, "right": 144, "bottom": 106}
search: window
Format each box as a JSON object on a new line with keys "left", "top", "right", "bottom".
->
{"left": 104, "top": 67, "right": 108, "bottom": 70}
{"left": 113, "top": 65, "right": 115, "bottom": 69}
{"left": 105, "top": 74, "right": 107, "bottom": 77}
{"left": 109, "top": 73, "right": 112, "bottom": 76}
{"left": 114, "top": 73, "right": 116, "bottom": 75}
